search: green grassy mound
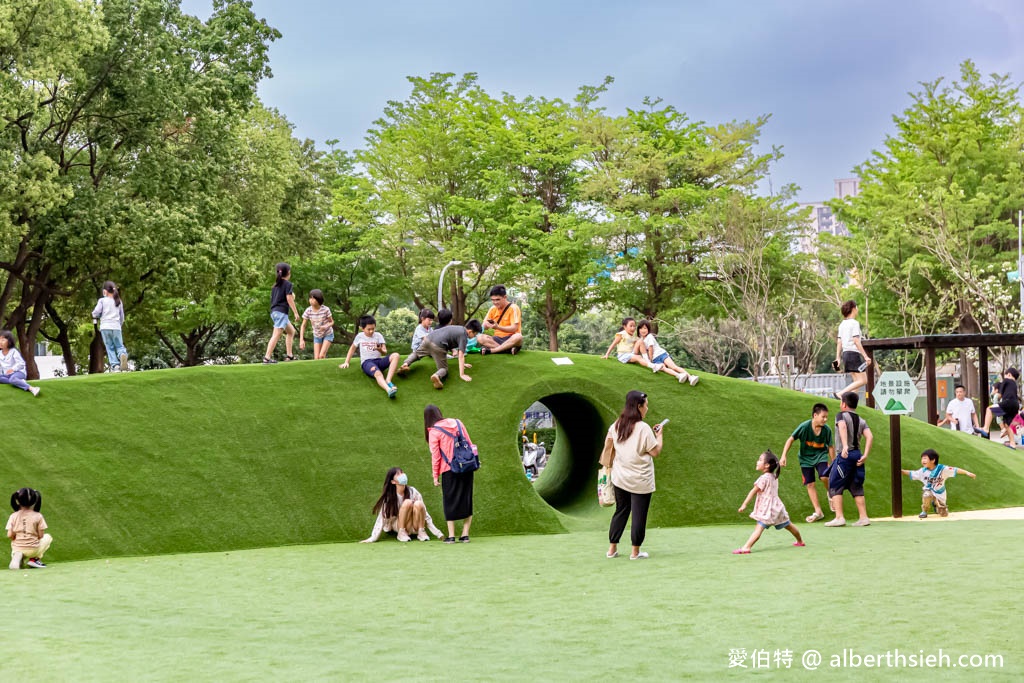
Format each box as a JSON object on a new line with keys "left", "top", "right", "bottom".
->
{"left": 3, "top": 351, "right": 1023, "bottom": 561}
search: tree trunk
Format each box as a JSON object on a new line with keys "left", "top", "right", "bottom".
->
{"left": 43, "top": 300, "right": 77, "bottom": 376}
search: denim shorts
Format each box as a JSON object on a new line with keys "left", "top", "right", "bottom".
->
{"left": 270, "top": 310, "right": 289, "bottom": 329}
{"left": 313, "top": 332, "right": 335, "bottom": 344}
{"left": 362, "top": 358, "right": 390, "bottom": 378}
{"left": 652, "top": 352, "right": 669, "bottom": 364}
{"left": 757, "top": 520, "right": 792, "bottom": 530}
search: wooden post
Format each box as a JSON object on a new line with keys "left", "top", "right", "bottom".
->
{"left": 925, "top": 347, "right": 938, "bottom": 425}
{"left": 979, "top": 346, "right": 990, "bottom": 413}
{"left": 866, "top": 349, "right": 876, "bottom": 408}
{"left": 890, "top": 414, "right": 903, "bottom": 518}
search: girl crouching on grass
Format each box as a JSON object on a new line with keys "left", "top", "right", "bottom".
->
{"left": 734, "top": 450, "right": 803, "bottom": 554}
{"left": 0, "top": 331, "right": 39, "bottom": 396}
{"left": 361, "top": 467, "right": 444, "bottom": 543}
{"left": 8, "top": 487, "right": 51, "bottom": 569}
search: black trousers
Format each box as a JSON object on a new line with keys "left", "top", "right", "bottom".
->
{"left": 608, "top": 485, "right": 653, "bottom": 547}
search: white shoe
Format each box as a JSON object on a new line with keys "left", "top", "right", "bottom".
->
{"left": 678, "top": 373, "right": 687, "bottom": 383}
{"left": 606, "top": 551, "right": 618, "bottom": 558}
{"left": 9, "top": 551, "right": 23, "bottom": 570}
{"left": 396, "top": 529, "right": 411, "bottom": 542}
{"left": 29, "top": 386, "right": 40, "bottom": 397}
{"left": 824, "top": 518, "right": 846, "bottom": 527}
{"left": 852, "top": 518, "right": 871, "bottom": 527}
{"left": 629, "top": 551, "right": 649, "bottom": 560}
{"left": 688, "top": 374, "right": 700, "bottom": 386}
{"left": 651, "top": 363, "right": 663, "bottom": 374}
{"left": 416, "top": 529, "right": 429, "bottom": 541}
{"left": 119, "top": 352, "right": 128, "bottom": 372}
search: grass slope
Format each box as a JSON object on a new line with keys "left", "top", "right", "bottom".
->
{"left": 4, "top": 522, "right": 1022, "bottom": 680}
{"left": 2, "top": 352, "right": 1023, "bottom": 561}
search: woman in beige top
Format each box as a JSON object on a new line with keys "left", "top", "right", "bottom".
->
{"left": 604, "top": 390, "right": 665, "bottom": 560}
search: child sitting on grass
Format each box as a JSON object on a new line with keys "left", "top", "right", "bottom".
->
{"left": 7, "top": 487, "right": 52, "bottom": 569}
{"left": 901, "top": 449, "right": 977, "bottom": 518}
{"left": 635, "top": 320, "right": 699, "bottom": 385}
{"left": 600, "top": 317, "right": 654, "bottom": 369}
{"left": 339, "top": 315, "right": 400, "bottom": 399}
{"left": 734, "top": 450, "right": 804, "bottom": 554}
{"left": 411, "top": 308, "right": 435, "bottom": 354}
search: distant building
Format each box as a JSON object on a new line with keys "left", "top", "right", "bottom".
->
{"left": 796, "top": 177, "right": 860, "bottom": 254}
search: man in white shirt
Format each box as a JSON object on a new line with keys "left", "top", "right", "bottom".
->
{"left": 937, "top": 384, "right": 981, "bottom": 434}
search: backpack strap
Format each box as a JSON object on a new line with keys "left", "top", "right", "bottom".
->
{"left": 495, "top": 304, "right": 512, "bottom": 328}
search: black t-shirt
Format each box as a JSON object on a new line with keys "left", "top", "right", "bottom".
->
{"left": 998, "top": 378, "right": 1019, "bottom": 406}
{"left": 270, "top": 280, "right": 293, "bottom": 313}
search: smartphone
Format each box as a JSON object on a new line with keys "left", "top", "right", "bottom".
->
{"left": 856, "top": 362, "right": 868, "bottom": 372}
{"left": 655, "top": 418, "right": 669, "bottom": 431}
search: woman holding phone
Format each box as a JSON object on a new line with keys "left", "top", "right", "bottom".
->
{"left": 602, "top": 390, "right": 665, "bottom": 560}
{"left": 834, "top": 300, "right": 871, "bottom": 400}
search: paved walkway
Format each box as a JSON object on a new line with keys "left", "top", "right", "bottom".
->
{"left": 875, "top": 506, "right": 1024, "bottom": 522}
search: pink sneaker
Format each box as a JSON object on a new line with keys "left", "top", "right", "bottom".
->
{"left": 793, "top": 542, "right": 806, "bottom": 547}
{"left": 732, "top": 548, "right": 750, "bottom": 555}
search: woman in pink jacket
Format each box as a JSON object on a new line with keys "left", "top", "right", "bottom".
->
{"left": 425, "top": 404, "right": 478, "bottom": 544}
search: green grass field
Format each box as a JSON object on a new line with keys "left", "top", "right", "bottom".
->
{"left": 4, "top": 521, "right": 1020, "bottom": 681}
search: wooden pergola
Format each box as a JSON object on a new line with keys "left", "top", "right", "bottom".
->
{"left": 861, "top": 333, "right": 1024, "bottom": 423}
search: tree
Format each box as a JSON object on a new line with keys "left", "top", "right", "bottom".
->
{"left": 580, "top": 99, "right": 776, "bottom": 321}
{"left": 359, "top": 73, "right": 515, "bottom": 324}
{"left": 0, "top": 0, "right": 280, "bottom": 376}
{"left": 833, "top": 60, "right": 1024, "bottom": 391}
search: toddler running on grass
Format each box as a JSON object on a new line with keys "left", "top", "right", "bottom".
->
{"left": 339, "top": 315, "right": 400, "bottom": 399}
{"left": 901, "top": 449, "right": 976, "bottom": 518}
{"left": 734, "top": 450, "right": 804, "bottom": 554}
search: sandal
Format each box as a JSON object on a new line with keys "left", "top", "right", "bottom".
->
{"left": 262, "top": 357, "right": 277, "bottom": 365}
{"left": 283, "top": 355, "right": 295, "bottom": 362}
{"left": 442, "top": 537, "right": 456, "bottom": 544}
{"left": 458, "top": 536, "right": 470, "bottom": 543}
{"left": 805, "top": 511, "right": 824, "bottom": 523}
{"left": 606, "top": 551, "right": 618, "bottom": 558}
{"left": 792, "top": 542, "right": 806, "bottom": 547}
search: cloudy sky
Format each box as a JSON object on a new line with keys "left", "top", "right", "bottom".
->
{"left": 182, "top": 0, "right": 1024, "bottom": 202}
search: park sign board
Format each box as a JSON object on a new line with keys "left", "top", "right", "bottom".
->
{"left": 874, "top": 371, "right": 918, "bottom": 415}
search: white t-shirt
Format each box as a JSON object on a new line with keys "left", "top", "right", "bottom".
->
{"left": 838, "top": 318, "right": 862, "bottom": 352}
{"left": 352, "top": 332, "right": 385, "bottom": 361}
{"left": 909, "top": 464, "right": 958, "bottom": 505}
{"left": 642, "top": 333, "right": 666, "bottom": 359}
{"left": 945, "top": 397, "right": 976, "bottom": 433}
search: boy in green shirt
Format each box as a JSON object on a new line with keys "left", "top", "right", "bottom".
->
{"left": 781, "top": 403, "right": 835, "bottom": 523}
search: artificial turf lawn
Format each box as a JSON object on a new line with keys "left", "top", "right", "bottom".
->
{"left": 4, "top": 521, "right": 1021, "bottom": 681}
{"left": 3, "top": 351, "right": 1024, "bottom": 561}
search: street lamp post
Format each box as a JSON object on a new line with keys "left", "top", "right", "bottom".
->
{"left": 438, "top": 260, "right": 462, "bottom": 310}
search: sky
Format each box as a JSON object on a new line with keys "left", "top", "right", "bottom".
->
{"left": 182, "top": 0, "right": 1024, "bottom": 202}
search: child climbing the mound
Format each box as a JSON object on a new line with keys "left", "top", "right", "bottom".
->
{"left": 7, "top": 487, "right": 52, "bottom": 569}
{"left": 411, "top": 308, "right": 435, "bottom": 354}
{"left": 734, "top": 450, "right": 804, "bottom": 554}
{"left": 601, "top": 318, "right": 654, "bottom": 370}
{"left": 901, "top": 449, "right": 976, "bottom": 518}
{"left": 635, "top": 320, "right": 699, "bottom": 385}
{"left": 339, "top": 315, "right": 400, "bottom": 399}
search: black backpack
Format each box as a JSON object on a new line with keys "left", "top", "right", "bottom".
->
{"left": 432, "top": 421, "right": 480, "bottom": 474}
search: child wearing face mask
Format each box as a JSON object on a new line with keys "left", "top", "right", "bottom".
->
{"left": 361, "top": 467, "right": 444, "bottom": 543}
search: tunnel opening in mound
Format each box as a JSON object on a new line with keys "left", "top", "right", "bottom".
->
{"left": 529, "top": 393, "right": 606, "bottom": 512}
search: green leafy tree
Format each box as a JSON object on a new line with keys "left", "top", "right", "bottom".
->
{"left": 0, "top": 0, "right": 280, "bottom": 376}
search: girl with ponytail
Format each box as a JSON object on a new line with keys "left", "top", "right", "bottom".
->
{"left": 734, "top": 450, "right": 804, "bottom": 554}
{"left": 91, "top": 280, "right": 129, "bottom": 372}
{"left": 263, "top": 262, "right": 301, "bottom": 364}
{"left": 7, "top": 487, "right": 52, "bottom": 569}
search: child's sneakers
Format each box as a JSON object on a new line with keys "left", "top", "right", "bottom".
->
{"left": 651, "top": 363, "right": 664, "bottom": 374}
{"left": 688, "top": 374, "right": 700, "bottom": 386}
{"left": 387, "top": 383, "right": 397, "bottom": 399}
{"left": 416, "top": 529, "right": 429, "bottom": 542}
{"left": 29, "top": 386, "right": 40, "bottom": 397}
{"left": 9, "top": 551, "right": 23, "bottom": 570}
{"left": 26, "top": 557, "right": 46, "bottom": 568}
{"left": 119, "top": 352, "right": 129, "bottom": 372}
{"left": 396, "top": 529, "right": 411, "bottom": 542}
{"left": 918, "top": 510, "right": 928, "bottom": 519}
{"left": 937, "top": 505, "right": 948, "bottom": 517}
